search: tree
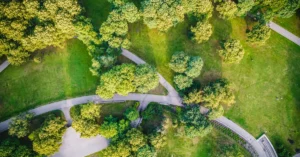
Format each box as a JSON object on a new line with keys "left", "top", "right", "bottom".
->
{"left": 174, "top": 74, "right": 193, "bottom": 90}
{"left": 142, "top": 103, "right": 163, "bottom": 120}
{"left": 99, "top": 140, "right": 131, "bottom": 157}
{"left": 0, "top": 138, "right": 35, "bottom": 157}
{"left": 202, "top": 79, "right": 235, "bottom": 109}
{"left": 99, "top": 116, "right": 119, "bottom": 139}
{"left": 183, "top": 0, "right": 213, "bottom": 17}
{"left": 72, "top": 103, "right": 101, "bottom": 138}
{"left": 137, "top": 145, "right": 157, "bottom": 157}
{"left": 191, "top": 21, "right": 213, "bottom": 44}
{"left": 169, "top": 52, "right": 190, "bottom": 73}
{"left": 236, "top": 0, "right": 255, "bottom": 16}
{"left": 96, "top": 64, "right": 136, "bottom": 99}
{"left": 121, "top": 3, "right": 140, "bottom": 23}
{"left": 30, "top": 114, "right": 67, "bottom": 156}
{"left": 108, "top": 0, "right": 127, "bottom": 7}
{"left": 124, "top": 107, "right": 139, "bottom": 121}
{"left": 208, "top": 105, "right": 224, "bottom": 120}
{"left": 125, "top": 128, "right": 147, "bottom": 152}
{"left": 149, "top": 132, "right": 167, "bottom": 149}
{"left": 8, "top": 112, "right": 34, "bottom": 138}
{"left": 142, "top": 0, "right": 185, "bottom": 31}
{"left": 185, "top": 56, "right": 204, "bottom": 78}
{"left": 178, "top": 106, "right": 212, "bottom": 138}
{"left": 247, "top": 24, "right": 271, "bottom": 45}
{"left": 216, "top": 1, "right": 238, "bottom": 19}
{"left": 134, "top": 64, "right": 159, "bottom": 93}
{"left": 275, "top": 0, "right": 300, "bottom": 18}
{"left": 183, "top": 89, "right": 202, "bottom": 105}
{"left": 218, "top": 39, "right": 245, "bottom": 63}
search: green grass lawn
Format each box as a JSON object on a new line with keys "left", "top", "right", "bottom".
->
{"left": 274, "top": 14, "right": 300, "bottom": 37}
{"left": 0, "top": 39, "right": 98, "bottom": 121}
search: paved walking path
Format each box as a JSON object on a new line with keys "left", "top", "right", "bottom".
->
{"left": 0, "top": 60, "right": 9, "bottom": 73}
{"left": 269, "top": 21, "right": 300, "bottom": 46}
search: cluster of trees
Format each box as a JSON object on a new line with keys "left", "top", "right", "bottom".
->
{"left": 0, "top": 138, "right": 36, "bottom": 157}
{"left": 7, "top": 112, "right": 68, "bottom": 156}
{"left": 183, "top": 79, "right": 235, "bottom": 119}
{"left": 169, "top": 52, "right": 203, "bottom": 90}
{"left": 0, "top": 0, "right": 87, "bottom": 65}
{"left": 72, "top": 103, "right": 102, "bottom": 138}
{"left": 96, "top": 63, "right": 159, "bottom": 99}
{"left": 219, "top": 39, "right": 245, "bottom": 63}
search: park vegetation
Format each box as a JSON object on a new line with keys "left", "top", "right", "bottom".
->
{"left": 219, "top": 39, "right": 245, "bottom": 63}
{"left": 96, "top": 64, "right": 159, "bottom": 99}
{"left": 8, "top": 112, "right": 34, "bottom": 138}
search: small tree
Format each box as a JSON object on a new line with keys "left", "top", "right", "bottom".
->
{"left": 80, "top": 103, "right": 101, "bottom": 120}
{"left": 30, "top": 115, "right": 67, "bottom": 156}
{"left": 142, "top": 0, "right": 185, "bottom": 31}
{"left": 216, "top": 0, "right": 238, "bottom": 19}
{"left": 121, "top": 3, "right": 140, "bottom": 23}
{"left": 218, "top": 39, "right": 245, "bottom": 63}
{"left": 183, "top": 89, "right": 202, "bottom": 105}
{"left": 246, "top": 24, "right": 271, "bottom": 45}
{"left": 99, "top": 140, "right": 131, "bottom": 157}
{"left": 208, "top": 105, "right": 224, "bottom": 120}
{"left": 8, "top": 112, "right": 34, "bottom": 138}
{"left": 149, "top": 132, "right": 167, "bottom": 149}
{"left": 191, "top": 21, "right": 213, "bottom": 44}
{"left": 174, "top": 74, "right": 193, "bottom": 90}
{"left": 99, "top": 116, "right": 119, "bottom": 139}
{"left": 183, "top": 0, "right": 213, "bottom": 17}
{"left": 134, "top": 64, "right": 159, "bottom": 93}
{"left": 236, "top": 0, "right": 255, "bottom": 16}
{"left": 125, "top": 128, "right": 147, "bottom": 152}
{"left": 185, "top": 56, "right": 204, "bottom": 78}
{"left": 275, "top": 0, "right": 300, "bottom": 18}
{"left": 137, "top": 145, "right": 157, "bottom": 157}
{"left": 169, "top": 52, "right": 190, "bottom": 73}
{"left": 0, "top": 138, "right": 35, "bottom": 157}
{"left": 124, "top": 107, "right": 139, "bottom": 121}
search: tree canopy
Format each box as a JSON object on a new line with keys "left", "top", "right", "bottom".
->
{"left": 8, "top": 112, "right": 34, "bottom": 138}
{"left": 216, "top": 0, "right": 238, "bottom": 19}
{"left": 191, "top": 21, "right": 213, "bottom": 44}
{"left": 142, "top": 0, "right": 185, "bottom": 31}
{"left": 134, "top": 64, "right": 159, "bottom": 93}
{"left": 0, "top": 138, "right": 36, "bottom": 157}
{"left": 247, "top": 24, "right": 271, "bottom": 45}
{"left": 174, "top": 74, "right": 193, "bottom": 90}
{"left": 124, "top": 107, "right": 140, "bottom": 121}
{"left": 218, "top": 39, "right": 245, "bottom": 63}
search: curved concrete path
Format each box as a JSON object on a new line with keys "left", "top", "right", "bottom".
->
{"left": 268, "top": 21, "right": 300, "bottom": 46}
{"left": 0, "top": 60, "right": 9, "bottom": 73}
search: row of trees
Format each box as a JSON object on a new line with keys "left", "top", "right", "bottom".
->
{"left": 96, "top": 64, "right": 159, "bottom": 99}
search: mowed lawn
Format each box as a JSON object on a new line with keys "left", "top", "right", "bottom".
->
{"left": 274, "top": 14, "right": 300, "bottom": 37}
{"left": 0, "top": 39, "right": 98, "bottom": 121}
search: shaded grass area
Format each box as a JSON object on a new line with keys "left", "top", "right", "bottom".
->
{"left": 0, "top": 39, "right": 98, "bottom": 121}
{"left": 274, "top": 14, "right": 300, "bottom": 37}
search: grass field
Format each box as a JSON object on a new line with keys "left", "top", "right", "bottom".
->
{"left": 274, "top": 14, "right": 300, "bottom": 37}
{"left": 0, "top": 39, "right": 98, "bottom": 121}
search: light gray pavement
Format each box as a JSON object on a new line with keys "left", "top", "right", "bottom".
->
{"left": 294, "top": 154, "right": 300, "bottom": 157}
{"left": 257, "top": 134, "right": 278, "bottom": 157}
{"left": 268, "top": 21, "right": 300, "bottom": 46}
{"left": 52, "top": 127, "right": 109, "bottom": 157}
{"left": 0, "top": 60, "right": 9, "bottom": 73}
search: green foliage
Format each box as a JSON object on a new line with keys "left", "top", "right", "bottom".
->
{"left": 218, "top": 39, "right": 245, "bottom": 63}
{"left": 74, "top": 16, "right": 100, "bottom": 46}
{"left": 142, "top": 0, "right": 185, "bottom": 31}
{"left": 216, "top": 0, "right": 238, "bottom": 19}
{"left": 0, "top": 0, "right": 82, "bottom": 65}
{"left": 134, "top": 64, "right": 159, "bottom": 93}
{"left": 191, "top": 21, "right": 213, "bottom": 44}
{"left": 208, "top": 105, "right": 224, "bottom": 120}
{"left": 72, "top": 103, "right": 101, "bottom": 138}
{"left": 96, "top": 64, "right": 159, "bottom": 99}
{"left": 183, "top": 89, "right": 202, "bottom": 105}
{"left": 275, "top": 0, "right": 300, "bottom": 18}
{"left": 276, "top": 144, "right": 292, "bottom": 157}
{"left": 202, "top": 79, "right": 235, "bottom": 109}
{"left": 149, "top": 132, "right": 167, "bottom": 149}
{"left": 99, "top": 116, "right": 119, "bottom": 138}
{"left": 124, "top": 107, "right": 139, "bottom": 121}
{"left": 142, "top": 103, "right": 163, "bottom": 120}
{"left": 218, "top": 144, "right": 245, "bottom": 157}
{"left": 0, "top": 138, "right": 35, "bottom": 157}
{"left": 137, "top": 145, "right": 157, "bottom": 157}
{"left": 247, "top": 24, "right": 271, "bottom": 45}
{"left": 169, "top": 52, "right": 190, "bottom": 73}
{"left": 178, "top": 106, "right": 212, "bottom": 138}
{"left": 236, "top": 0, "right": 255, "bottom": 16}
{"left": 96, "top": 64, "right": 136, "bottom": 99}
{"left": 125, "top": 128, "right": 147, "bottom": 152}
{"left": 30, "top": 114, "right": 67, "bottom": 156}
{"left": 121, "top": 3, "right": 140, "bottom": 23}
{"left": 99, "top": 140, "right": 131, "bottom": 157}
{"left": 185, "top": 56, "right": 204, "bottom": 78}
{"left": 8, "top": 112, "right": 34, "bottom": 138}
{"left": 108, "top": 0, "right": 127, "bottom": 7}
{"left": 174, "top": 74, "right": 193, "bottom": 90}
{"left": 183, "top": 0, "right": 213, "bottom": 17}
